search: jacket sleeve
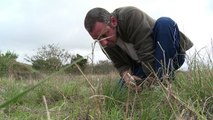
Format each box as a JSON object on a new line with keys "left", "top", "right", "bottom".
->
{"left": 179, "top": 31, "right": 193, "bottom": 52}
{"left": 103, "top": 46, "right": 134, "bottom": 76}
{"left": 120, "top": 7, "right": 156, "bottom": 75}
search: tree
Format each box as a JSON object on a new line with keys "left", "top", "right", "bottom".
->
{"left": 26, "top": 44, "right": 72, "bottom": 73}
{"left": 71, "top": 54, "right": 87, "bottom": 68}
{"left": 0, "top": 51, "right": 18, "bottom": 77}
{"left": 64, "top": 54, "right": 88, "bottom": 74}
{"left": 0, "top": 51, "right": 18, "bottom": 60}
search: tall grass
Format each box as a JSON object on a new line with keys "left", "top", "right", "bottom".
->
{"left": 0, "top": 53, "right": 213, "bottom": 119}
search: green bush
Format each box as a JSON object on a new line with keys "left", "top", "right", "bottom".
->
{"left": 32, "top": 57, "right": 62, "bottom": 73}
{"left": 64, "top": 54, "right": 88, "bottom": 74}
{"left": 0, "top": 51, "right": 41, "bottom": 80}
{"left": 0, "top": 51, "right": 17, "bottom": 77}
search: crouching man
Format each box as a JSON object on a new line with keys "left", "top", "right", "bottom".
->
{"left": 84, "top": 6, "right": 193, "bottom": 90}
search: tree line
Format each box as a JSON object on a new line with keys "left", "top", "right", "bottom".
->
{"left": 0, "top": 44, "right": 116, "bottom": 80}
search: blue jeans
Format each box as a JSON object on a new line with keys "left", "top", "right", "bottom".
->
{"left": 119, "top": 17, "right": 185, "bottom": 86}
{"left": 153, "top": 17, "right": 185, "bottom": 79}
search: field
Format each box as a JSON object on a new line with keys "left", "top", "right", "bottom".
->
{"left": 0, "top": 68, "right": 213, "bottom": 119}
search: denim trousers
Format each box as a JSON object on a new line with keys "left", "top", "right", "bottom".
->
{"left": 119, "top": 17, "right": 185, "bottom": 86}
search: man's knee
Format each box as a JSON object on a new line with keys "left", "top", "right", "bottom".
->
{"left": 155, "top": 17, "right": 176, "bottom": 28}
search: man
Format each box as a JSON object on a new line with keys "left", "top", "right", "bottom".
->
{"left": 84, "top": 6, "right": 193, "bottom": 89}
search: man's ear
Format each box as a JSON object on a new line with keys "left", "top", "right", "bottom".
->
{"left": 110, "top": 16, "right": 117, "bottom": 27}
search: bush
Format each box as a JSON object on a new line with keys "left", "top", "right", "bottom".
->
{"left": 26, "top": 44, "right": 71, "bottom": 71}
{"left": 9, "top": 62, "right": 41, "bottom": 80}
{"left": 32, "top": 57, "right": 62, "bottom": 73}
{"left": 0, "top": 51, "right": 18, "bottom": 77}
{"left": 0, "top": 51, "right": 41, "bottom": 80}
{"left": 64, "top": 54, "right": 88, "bottom": 74}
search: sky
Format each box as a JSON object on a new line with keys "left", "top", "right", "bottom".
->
{"left": 0, "top": 0, "right": 213, "bottom": 65}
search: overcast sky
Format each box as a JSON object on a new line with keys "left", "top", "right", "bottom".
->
{"left": 0, "top": 0, "right": 213, "bottom": 64}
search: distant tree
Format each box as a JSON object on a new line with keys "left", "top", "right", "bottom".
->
{"left": 71, "top": 54, "right": 87, "bottom": 68}
{"left": 26, "top": 44, "right": 72, "bottom": 73}
{"left": 64, "top": 54, "right": 88, "bottom": 74}
{"left": 0, "top": 51, "right": 18, "bottom": 60}
{"left": 31, "top": 57, "right": 62, "bottom": 73}
{"left": 0, "top": 51, "right": 18, "bottom": 76}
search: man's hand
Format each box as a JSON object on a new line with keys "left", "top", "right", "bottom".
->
{"left": 122, "top": 70, "right": 142, "bottom": 91}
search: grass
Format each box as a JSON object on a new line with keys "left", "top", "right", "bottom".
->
{"left": 0, "top": 68, "right": 213, "bottom": 119}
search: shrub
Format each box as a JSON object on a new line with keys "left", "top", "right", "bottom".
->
{"left": 0, "top": 51, "right": 18, "bottom": 77}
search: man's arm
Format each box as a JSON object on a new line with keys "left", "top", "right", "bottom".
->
{"left": 103, "top": 45, "right": 133, "bottom": 75}
{"left": 121, "top": 7, "right": 156, "bottom": 76}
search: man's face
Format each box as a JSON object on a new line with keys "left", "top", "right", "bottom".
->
{"left": 89, "top": 21, "right": 117, "bottom": 48}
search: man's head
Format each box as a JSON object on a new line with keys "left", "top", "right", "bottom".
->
{"left": 84, "top": 7, "right": 118, "bottom": 47}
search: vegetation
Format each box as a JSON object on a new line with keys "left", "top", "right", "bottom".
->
{"left": 0, "top": 72, "right": 212, "bottom": 120}
{"left": 26, "top": 44, "right": 75, "bottom": 73}
{"left": 0, "top": 51, "right": 18, "bottom": 77}
{"left": 0, "top": 46, "right": 212, "bottom": 119}
{"left": 0, "top": 51, "right": 37, "bottom": 80}
{"left": 0, "top": 69, "right": 212, "bottom": 119}
{"left": 64, "top": 54, "right": 88, "bottom": 74}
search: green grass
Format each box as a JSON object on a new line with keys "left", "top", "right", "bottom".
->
{"left": 0, "top": 68, "right": 212, "bottom": 119}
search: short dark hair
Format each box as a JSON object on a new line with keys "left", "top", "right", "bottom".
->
{"left": 84, "top": 7, "right": 111, "bottom": 32}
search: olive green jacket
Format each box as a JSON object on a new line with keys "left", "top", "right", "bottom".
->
{"left": 103, "top": 6, "right": 193, "bottom": 76}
